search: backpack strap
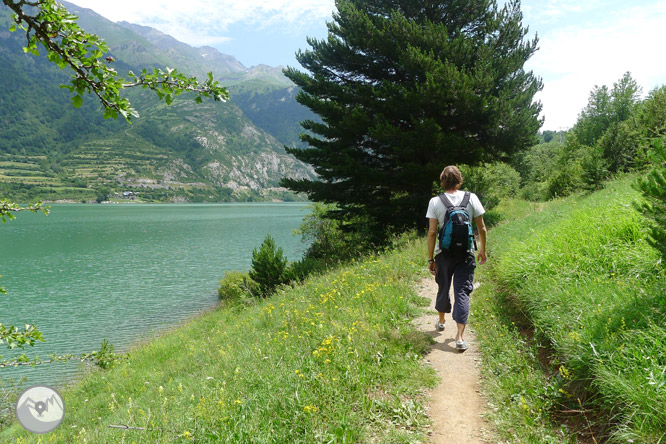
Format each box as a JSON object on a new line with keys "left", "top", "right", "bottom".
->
{"left": 460, "top": 191, "right": 471, "bottom": 209}
{"left": 438, "top": 191, "right": 471, "bottom": 209}
{"left": 438, "top": 193, "right": 453, "bottom": 209}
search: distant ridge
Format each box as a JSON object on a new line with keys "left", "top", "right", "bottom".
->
{"left": 117, "top": 21, "right": 249, "bottom": 75}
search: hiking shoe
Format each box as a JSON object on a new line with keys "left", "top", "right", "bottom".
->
{"left": 436, "top": 321, "right": 446, "bottom": 331}
{"left": 455, "top": 340, "right": 468, "bottom": 351}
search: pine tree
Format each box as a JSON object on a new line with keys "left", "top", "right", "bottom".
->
{"left": 635, "top": 139, "right": 666, "bottom": 260}
{"left": 282, "top": 0, "right": 542, "bottom": 240}
{"left": 249, "top": 235, "right": 289, "bottom": 296}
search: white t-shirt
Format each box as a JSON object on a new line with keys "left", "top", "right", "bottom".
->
{"left": 426, "top": 190, "right": 485, "bottom": 255}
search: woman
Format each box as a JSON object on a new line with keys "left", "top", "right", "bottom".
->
{"left": 425, "top": 165, "right": 487, "bottom": 351}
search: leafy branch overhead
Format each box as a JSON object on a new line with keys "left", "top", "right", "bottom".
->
{"left": 4, "top": 0, "right": 229, "bottom": 120}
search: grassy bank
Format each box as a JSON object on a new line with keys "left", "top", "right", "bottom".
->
{"left": 471, "top": 175, "right": 666, "bottom": 443}
{"left": 3, "top": 238, "right": 437, "bottom": 443}
{"left": 7, "top": 173, "right": 663, "bottom": 443}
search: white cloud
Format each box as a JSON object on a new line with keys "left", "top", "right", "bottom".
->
{"left": 522, "top": 0, "right": 603, "bottom": 23}
{"left": 69, "top": 0, "right": 335, "bottom": 45}
{"left": 526, "top": 1, "right": 666, "bottom": 130}
{"left": 67, "top": 0, "right": 666, "bottom": 129}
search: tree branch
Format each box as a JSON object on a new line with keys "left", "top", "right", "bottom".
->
{"left": 108, "top": 424, "right": 156, "bottom": 432}
{"left": 5, "top": 0, "right": 124, "bottom": 112}
{"left": 0, "top": 200, "right": 48, "bottom": 223}
{"left": 3, "top": 0, "right": 228, "bottom": 121}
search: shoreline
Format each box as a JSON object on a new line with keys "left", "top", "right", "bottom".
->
{"left": 2, "top": 203, "right": 309, "bottom": 402}
{"left": 40, "top": 200, "right": 311, "bottom": 205}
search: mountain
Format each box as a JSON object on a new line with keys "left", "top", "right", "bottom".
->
{"left": 0, "top": 2, "right": 314, "bottom": 203}
{"left": 113, "top": 18, "right": 312, "bottom": 149}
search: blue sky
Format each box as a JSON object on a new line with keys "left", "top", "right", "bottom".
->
{"left": 70, "top": 0, "right": 666, "bottom": 131}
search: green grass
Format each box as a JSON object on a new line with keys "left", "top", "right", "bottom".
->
{"left": 0, "top": 162, "right": 39, "bottom": 169}
{"left": 2, "top": 238, "right": 437, "bottom": 443}
{"left": 472, "top": 174, "right": 666, "bottom": 443}
{"left": 6, "top": 173, "right": 662, "bottom": 442}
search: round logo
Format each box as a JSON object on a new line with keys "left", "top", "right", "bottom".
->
{"left": 15, "top": 385, "right": 65, "bottom": 434}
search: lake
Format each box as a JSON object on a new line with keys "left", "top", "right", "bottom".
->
{"left": 0, "top": 203, "right": 310, "bottom": 386}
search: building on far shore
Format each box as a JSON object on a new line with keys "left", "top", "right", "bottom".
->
{"left": 114, "top": 191, "right": 136, "bottom": 200}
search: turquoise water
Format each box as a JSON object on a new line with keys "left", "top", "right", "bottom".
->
{"left": 1, "top": 203, "right": 309, "bottom": 386}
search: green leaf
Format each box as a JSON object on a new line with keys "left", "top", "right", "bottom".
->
{"left": 103, "top": 108, "right": 118, "bottom": 119}
{"left": 9, "top": 24, "right": 17, "bottom": 33}
{"left": 71, "top": 95, "right": 84, "bottom": 108}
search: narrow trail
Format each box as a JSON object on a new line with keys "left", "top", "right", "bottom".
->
{"left": 413, "top": 277, "right": 495, "bottom": 444}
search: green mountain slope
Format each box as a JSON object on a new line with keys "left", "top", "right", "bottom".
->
{"left": 0, "top": 2, "right": 314, "bottom": 202}
{"left": 114, "top": 18, "right": 313, "bottom": 149}
{"left": 230, "top": 86, "right": 313, "bottom": 149}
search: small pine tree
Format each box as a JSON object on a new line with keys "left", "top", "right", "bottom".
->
{"left": 249, "top": 235, "right": 289, "bottom": 296}
{"left": 635, "top": 139, "right": 666, "bottom": 260}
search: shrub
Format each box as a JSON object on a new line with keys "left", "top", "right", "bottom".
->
{"left": 580, "top": 144, "right": 609, "bottom": 190}
{"left": 637, "top": 85, "right": 666, "bottom": 140}
{"left": 519, "top": 180, "right": 549, "bottom": 202}
{"left": 218, "top": 270, "right": 259, "bottom": 302}
{"left": 286, "top": 257, "right": 328, "bottom": 282}
{"left": 512, "top": 141, "right": 564, "bottom": 187}
{"left": 459, "top": 162, "right": 521, "bottom": 211}
{"left": 249, "top": 235, "right": 290, "bottom": 297}
{"left": 635, "top": 138, "right": 666, "bottom": 260}
{"left": 95, "top": 187, "right": 110, "bottom": 203}
{"left": 294, "top": 202, "right": 368, "bottom": 265}
{"left": 543, "top": 136, "right": 587, "bottom": 199}
{"left": 92, "top": 339, "right": 120, "bottom": 370}
{"left": 597, "top": 120, "right": 643, "bottom": 172}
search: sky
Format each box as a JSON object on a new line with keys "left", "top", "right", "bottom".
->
{"left": 68, "top": 0, "right": 666, "bottom": 131}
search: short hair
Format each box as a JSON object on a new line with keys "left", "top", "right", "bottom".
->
{"left": 440, "top": 165, "right": 463, "bottom": 190}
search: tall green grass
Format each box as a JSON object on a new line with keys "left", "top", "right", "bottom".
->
{"left": 2, "top": 238, "right": 437, "bottom": 443}
{"left": 473, "top": 175, "right": 666, "bottom": 443}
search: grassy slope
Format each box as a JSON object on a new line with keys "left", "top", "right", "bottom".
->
{"left": 5, "top": 174, "right": 663, "bottom": 443}
{"left": 3, "top": 238, "right": 437, "bottom": 443}
{"left": 472, "top": 174, "right": 666, "bottom": 443}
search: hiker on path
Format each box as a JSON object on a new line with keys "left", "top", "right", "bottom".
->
{"left": 426, "top": 165, "right": 487, "bottom": 351}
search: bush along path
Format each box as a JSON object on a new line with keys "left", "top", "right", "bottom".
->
{"left": 413, "top": 277, "right": 495, "bottom": 443}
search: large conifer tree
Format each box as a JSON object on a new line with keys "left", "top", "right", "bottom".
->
{"left": 283, "top": 0, "right": 542, "bottom": 240}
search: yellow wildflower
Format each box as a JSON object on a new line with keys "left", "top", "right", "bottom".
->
{"left": 303, "top": 405, "right": 319, "bottom": 414}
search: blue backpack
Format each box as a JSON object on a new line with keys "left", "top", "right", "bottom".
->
{"left": 438, "top": 191, "right": 474, "bottom": 255}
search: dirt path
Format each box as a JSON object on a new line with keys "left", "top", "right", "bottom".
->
{"left": 413, "top": 277, "right": 495, "bottom": 444}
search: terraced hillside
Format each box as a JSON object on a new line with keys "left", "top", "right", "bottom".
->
{"left": 0, "top": 2, "right": 315, "bottom": 203}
